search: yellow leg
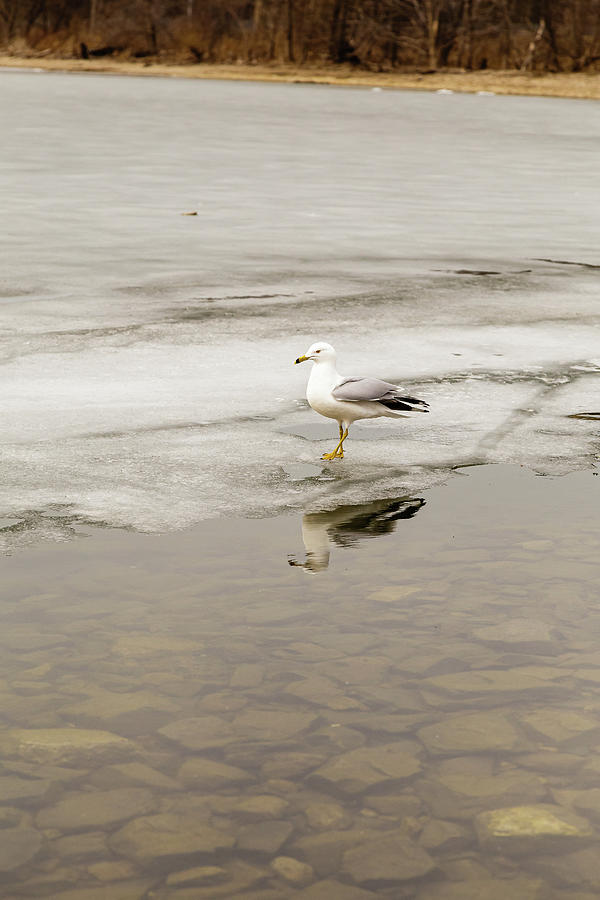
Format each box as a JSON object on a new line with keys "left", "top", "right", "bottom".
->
{"left": 322, "top": 426, "right": 349, "bottom": 461}
{"left": 322, "top": 425, "right": 344, "bottom": 460}
{"left": 337, "top": 427, "right": 349, "bottom": 458}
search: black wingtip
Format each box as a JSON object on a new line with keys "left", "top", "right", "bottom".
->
{"left": 380, "top": 396, "right": 429, "bottom": 412}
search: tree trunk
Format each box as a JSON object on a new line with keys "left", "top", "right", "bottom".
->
{"left": 287, "top": 0, "right": 295, "bottom": 61}
{"left": 541, "top": 0, "right": 561, "bottom": 70}
{"left": 252, "top": 0, "right": 262, "bottom": 30}
{"left": 149, "top": 20, "right": 158, "bottom": 54}
{"left": 498, "top": 0, "right": 512, "bottom": 67}
{"left": 423, "top": 0, "right": 440, "bottom": 69}
{"left": 330, "top": 0, "right": 349, "bottom": 62}
{"left": 427, "top": 20, "right": 439, "bottom": 68}
{"left": 520, "top": 18, "right": 545, "bottom": 71}
{"left": 463, "top": 0, "right": 473, "bottom": 69}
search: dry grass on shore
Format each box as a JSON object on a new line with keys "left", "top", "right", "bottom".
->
{"left": 2, "top": 55, "right": 600, "bottom": 100}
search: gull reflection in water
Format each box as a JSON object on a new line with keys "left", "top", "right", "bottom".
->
{"left": 289, "top": 496, "right": 425, "bottom": 573}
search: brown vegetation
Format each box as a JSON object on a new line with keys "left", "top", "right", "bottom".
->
{"left": 2, "top": 0, "right": 600, "bottom": 74}
{"left": 3, "top": 55, "right": 600, "bottom": 101}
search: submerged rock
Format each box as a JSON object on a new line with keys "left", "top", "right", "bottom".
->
{"left": 158, "top": 716, "right": 236, "bottom": 752}
{"left": 519, "top": 709, "right": 600, "bottom": 745}
{"left": 419, "top": 818, "right": 471, "bottom": 853}
{"left": 270, "top": 855, "right": 314, "bottom": 886}
{"left": 207, "top": 794, "right": 289, "bottom": 821}
{"left": 149, "top": 860, "right": 268, "bottom": 899}
{"left": 51, "top": 831, "right": 108, "bottom": 861}
{"left": 419, "top": 772, "right": 546, "bottom": 819}
{"left": 47, "top": 881, "right": 153, "bottom": 900}
{"left": 473, "top": 619, "right": 557, "bottom": 654}
{"left": 178, "top": 757, "right": 254, "bottom": 790}
{"left": 552, "top": 788, "right": 600, "bottom": 822}
{"left": 417, "top": 711, "right": 522, "bottom": 754}
{"left": 4, "top": 758, "right": 88, "bottom": 782}
{"left": 368, "top": 585, "right": 423, "bottom": 604}
{"left": 516, "top": 750, "right": 586, "bottom": 774}
{"left": 261, "top": 752, "right": 328, "bottom": 781}
{"left": 112, "top": 634, "right": 201, "bottom": 658}
{"left": 296, "top": 879, "right": 378, "bottom": 899}
{"left": 0, "top": 728, "right": 135, "bottom": 766}
{"left": 284, "top": 675, "right": 364, "bottom": 711}
{"left": 166, "top": 865, "right": 228, "bottom": 887}
{"left": 342, "top": 834, "right": 436, "bottom": 885}
{"left": 0, "top": 775, "right": 55, "bottom": 804}
{"left": 15, "top": 864, "right": 80, "bottom": 894}
{"left": 86, "top": 860, "right": 138, "bottom": 882}
{"left": 306, "top": 724, "right": 365, "bottom": 754}
{"left": 291, "top": 829, "right": 377, "bottom": 878}
{"left": 232, "top": 709, "right": 318, "bottom": 742}
{"left": 303, "top": 799, "right": 352, "bottom": 830}
{"left": 0, "top": 628, "right": 68, "bottom": 652}
{"left": 0, "top": 826, "right": 43, "bottom": 872}
{"left": 438, "top": 771, "right": 546, "bottom": 802}
{"left": 416, "top": 877, "right": 545, "bottom": 900}
{"left": 237, "top": 820, "right": 294, "bottom": 855}
{"left": 309, "top": 745, "right": 421, "bottom": 797}
{"left": 95, "top": 761, "right": 181, "bottom": 791}
{"left": 363, "top": 792, "right": 423, "bottom": 818}
{"left": 197, "top": 692, "right": 248, "bottom": 713}
{"left": 36, "top": 788, "right": 157, "bottom": 832}
{"left": 475, "top": 804, "right": 594, "bottom": 856}
{"left": 340, "top": 711, "right": 427, "bottom": 734}
{"left": 110, "top": 813, "right": 235, "bottom": 865}
{"left": 315, "top": 656, "right": 390, "bottom": 686}
{"left": 424, "top": 668, "right": 561, "bottom": 697}
{"left": 60, "top": 688, "right": 173, "bottom": 735}
{"left": 230, "top": 663, "right": 265, "bottom": 688}
{"left": 0, "top": 806, "right": 25, "bottom": 828}
{"left": 528, "top": 847, "right": 600, "bottom": 890}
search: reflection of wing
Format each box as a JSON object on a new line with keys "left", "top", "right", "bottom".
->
{"left": 289, "top": 496, "right": 425, "bottom": 573}
{"left": 329, "top": 498, "right": 425, "bottom": 547}
{"left": 333, "top": 377, "right": 429, "bottom": 412}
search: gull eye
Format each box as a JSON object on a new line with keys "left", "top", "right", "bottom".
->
{"left": 315, "top": 349, "right": 321, "bottom": 353}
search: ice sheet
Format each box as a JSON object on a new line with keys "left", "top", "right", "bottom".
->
{"left": 1, "top": 72, "right": 600, "bottom": 539}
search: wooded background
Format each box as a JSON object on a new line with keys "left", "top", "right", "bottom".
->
{"left": 2, "top": 0, "right": 600, "bottom": 72}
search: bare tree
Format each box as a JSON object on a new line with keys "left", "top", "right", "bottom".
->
{"left": 2, "top": 0, "right": 600, "bottom": 73}
{"left": 520, "top": 15, "right": 545, "bottom": 70}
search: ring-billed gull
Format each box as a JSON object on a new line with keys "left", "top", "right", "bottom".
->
{"left": 295, "top": 341, "right": 429, "bottom": 460}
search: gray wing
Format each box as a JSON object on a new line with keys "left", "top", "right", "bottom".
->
{"left": 333, "top": 377, "right": 429, "bottom": 412}
{"left": 333, "top": 376, "right": 401, "bottom": 402}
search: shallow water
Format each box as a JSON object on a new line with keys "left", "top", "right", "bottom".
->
{"left": 1, "top": 465, "right": 600, "bottom": 898}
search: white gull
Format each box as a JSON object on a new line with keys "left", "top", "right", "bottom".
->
{"left": 294, "top": 341, "right": 429, "bottom": 460}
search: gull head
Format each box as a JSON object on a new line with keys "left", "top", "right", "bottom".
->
{"left": 295, "top": 341, "right": 336, "bottom": 365}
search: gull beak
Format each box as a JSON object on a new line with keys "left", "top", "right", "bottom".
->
{"left": 295, "top": 355, "right": 309, "bottom": 365}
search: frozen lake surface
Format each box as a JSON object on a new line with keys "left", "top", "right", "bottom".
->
{"left": 2, "top": 70, "right": 600, "bottom": 547}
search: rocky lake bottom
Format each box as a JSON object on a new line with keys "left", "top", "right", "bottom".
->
{"left": 1, "top": 463, "right": 600, "bottom": 899}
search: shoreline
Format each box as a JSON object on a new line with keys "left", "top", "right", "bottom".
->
{"left": 2, "top": 55, "right": 600, "bottom": 99}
